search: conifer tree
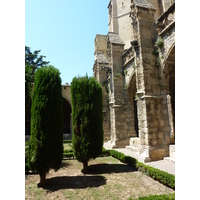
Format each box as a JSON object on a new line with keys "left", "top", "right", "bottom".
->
{"left": 28, "top": 65, "right": 63, "bottom": 187}
{"left": 71, "top": 75, "right": 103, "bottom": 173}
{"left": 25, "top": 46, "right": 49, "bottom": 109}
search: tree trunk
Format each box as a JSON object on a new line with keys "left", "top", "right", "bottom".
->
{"left": 38, "top": 170, "right": 46, "bottom": 187}
{"left": 82, "top": 161, "right": 88, "bottom": 174}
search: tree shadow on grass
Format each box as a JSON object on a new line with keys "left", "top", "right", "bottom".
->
{"left": 86, "top": 163, "right": 137, "bottom": 174}
{"left": 41, "top": 175, "right": 106, "bottom": 192}
{"left": 60, "top": 161, "right": 72, "bottom": 169}
{"left": 25, "top": 161, "right": 71, "bottom": 175}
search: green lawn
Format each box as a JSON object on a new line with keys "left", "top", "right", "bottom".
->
{"left": 25, "top": 156, "right": 174, "bottom": 200}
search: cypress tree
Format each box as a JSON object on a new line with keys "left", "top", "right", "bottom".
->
{"left": 71, "top": 75, "right": 103, "bottom": 173}
{"left": 28, "top": 65, "right": 63, "bottom": 187}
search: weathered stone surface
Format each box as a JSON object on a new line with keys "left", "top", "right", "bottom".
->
{"left": 150, "top": 148, "right": 166, "bottom": 160}
{"left": 96, "top": 53, "right": 109, "bottom": 64}
{"left": 169, "top": 144, "right": 175, "bottom": 158}
{"left": 108, "top": 32, "right": 125, "bottom": 45}
{"left": 92, "top": 0, "right": 175, "bottom": 162}
{"left": 62, "top": 85, "right": 71, "bottom": 105}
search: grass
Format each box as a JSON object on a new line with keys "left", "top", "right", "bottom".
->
{"left": 25, "top": 156, "right": 174, "bottom": 200}
{"left": 63, "top": 143, "right": 73, "bottom": 151}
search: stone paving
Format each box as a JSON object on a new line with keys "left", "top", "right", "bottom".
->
{"left": 145, "top": 159, "right": 175, "bottom": 175}
{"left": 104, "top": 142, "right": 175, "bottom": 175}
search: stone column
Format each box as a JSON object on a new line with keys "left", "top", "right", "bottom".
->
{"left": 167, "top": 95, "right": 175, "bottom": 143}
{"left": 130, "top": 4, "right": 171, "bottom": 161}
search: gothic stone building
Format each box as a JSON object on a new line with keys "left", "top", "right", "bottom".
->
{"left": 93, "top": 0, "right": 175, "bottom": 162}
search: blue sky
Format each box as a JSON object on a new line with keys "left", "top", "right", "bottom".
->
{"left": 25, "top": 0, "right": 109, "bottom": 84}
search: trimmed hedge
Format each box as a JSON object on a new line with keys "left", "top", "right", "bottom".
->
{"left": 124, "top": 156, "right": 137, "bottom": 167}
{"left": 137, "top": 193, "right": 175, "bottom": 200}
{"left": 106, "top": 149, "right": 175, "bottom": 190}
{"left": 101, "top": 147, "right": 110, "bottom": 156}
{"left": 63, "top": 149, "right": 73, "bottom": 153}
{"left": 137, "top": 162, "right": 175, "bottom": 190}
{"left": 110, "top": 150, "right": 125, "bottom": 161}
{"left": 63, "top": 140, "right": 72, "bottom": 144}
{"left": 63, "top": 149, "right": 74, "bottom": 159}
{"left": 110, "top": 150, "right": 137, "bottom": 168}
{"left": 63, "top": 152, "right": 74, "bottom": 159}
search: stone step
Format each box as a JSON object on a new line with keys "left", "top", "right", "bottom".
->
{"left": 125, "top": 145, "right": 139, "bottom": 154}
{"left": 129, "top": 137, "right": 140, "bottom": 147}
{"left": 117, "top": 148, "right": 151, "bottom": 163}
{"left": 164, "top": 157, "right": 175, "bottom": 162}
{"left": 127, "top": 137, "right": 140, "bottom": 153}
{"left": 163, "top": 144, "right": 175, "bottom": 162}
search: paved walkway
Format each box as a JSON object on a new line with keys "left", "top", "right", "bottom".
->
{"left": 104, "top": 143, "right": 175, "bottom": 175}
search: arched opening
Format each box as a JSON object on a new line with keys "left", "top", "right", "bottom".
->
{"left": 63, "top": 98, "right": 72, "bottom": 134}
{"left": 127, "top": 73, "right": 139, "bottom": 137}
{"left": 163, "top": 45, "right": 175, "bottom": 143}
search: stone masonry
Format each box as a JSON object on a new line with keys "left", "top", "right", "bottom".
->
{"left": 93, "top": 0, "right": 175, "bottom": 162}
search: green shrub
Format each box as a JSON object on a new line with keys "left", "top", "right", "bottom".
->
{"left": 137, "top": 162, "right": 175, "bottom": 190}
{"left": 152, "top": 47, "right": 159, "bottom": 56}
{"left": 108, "top": 150, "right": 174, "bottom": 190}
{"left": 110, "top": 150, "right": 125, "bottom": 162}
{"left": 155, "top": 57, "right": 161, "bottom": 68}
{"left": 155, "top": 36, "right": 164, "bottom": 48}
{"left": 28, "top": 65, "right": 63, "bottom": 186}
{"left": 101, "top": 147, "right": 110, "bottom": 156}
{"left": 138, "top": 193, "right": 175, "bottom": 200}
{"left": 110, "top": 150, "right": 122, "bottom": 159}
{"left": 63, "top": 149, "right": 73, "bottom": 154}
{"left": 63, "top": 147, "right": 74, "bottom": 158}
{"left": 63, "top": 140, "right": 72, "bottom": 144}
{"left": 25, "top": 163, "right": 30, "bottom": 172}
{"left": 63, "top": 152, "right": 74, "bottom": 159}
{"left": 124, "top": 156, "right": 137, "bottom": 168}
{"left": 109, "top": 150, "right": 137, "bottom": 168}
{"left": 71, "top": 75, "right": 103, "bottom": 173}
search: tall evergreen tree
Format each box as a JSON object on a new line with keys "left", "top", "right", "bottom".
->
{"left": 71, "top": 75, "right": 103, "bottom": 173}
{"left": 28, "top": 65, "right": 63, "bottom": 187}
{"left": 25, "top": 63, "right": 33, "bottom": 108}
{"left": 25, "top": 46, "right": 49, "bottom": 74}
{"left": 25, "top": 46, "right": 49, "bottom": 109}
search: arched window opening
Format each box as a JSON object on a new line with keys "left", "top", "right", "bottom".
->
{"left": 63, "top": 98, "right": 72, "bottom": 134}
{"left": 127, "top": 73, "right": 139, "bottom": 138}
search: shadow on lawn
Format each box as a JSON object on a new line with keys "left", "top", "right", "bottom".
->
{"left": 86, "top": 163, "right": 137, "bottom": 174}
{"left": 41, "top": 175, "right": 106, "bottom": 191}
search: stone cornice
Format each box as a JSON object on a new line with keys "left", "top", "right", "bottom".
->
{"left": 156, "top": 2, "right": 175, "bottom": 24}
{"left": 159, "top": 21, "right": 175, "bottom": 37}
